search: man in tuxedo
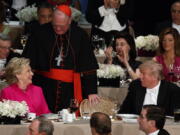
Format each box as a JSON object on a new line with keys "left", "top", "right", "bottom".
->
{"left": 138, "top": 105, "right": 170, "bottom": 135}
{"left": 0, "top": 34, "right": 20, "bottom": 78}
{"left": 156, "top": 0, "right": 180, "bottom": 34}
{"left": 119, "top": 60, "right": 180, "bottom": 116}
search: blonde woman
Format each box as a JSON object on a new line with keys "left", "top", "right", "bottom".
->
{"left": 0, "top": 57, "right": 51, "bottom": 116}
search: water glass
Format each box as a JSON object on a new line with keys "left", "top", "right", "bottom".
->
{"left": 174, "top": 109, "right": 180, "bottom": 122}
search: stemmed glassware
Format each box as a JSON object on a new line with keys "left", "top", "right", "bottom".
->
{"left": 92, "top": 35, "right": 100, "bottom": 54}
{"left": 168, "top": 64, "right": 175, "bottom": 82}
{"left": 5, "top": 8, "right": 12, "bottom": 23}
{"left": 20, "top": 35, "right": 28, "bottom": 49}
{"left": 112, "top": 101, "right": 120, "bottom": 119}
{"left": 69, "top": 99, "right": 79, "bottom": 114}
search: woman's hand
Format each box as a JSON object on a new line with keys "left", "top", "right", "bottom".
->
{"left": 117, "top": 47, "right": 129, "bottom": 66}
{"left": 104, "top": 46, "right": 113, "bottom": 64}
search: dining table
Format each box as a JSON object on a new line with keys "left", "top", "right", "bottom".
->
{"left": 0, "top": 117, "right": 179, "bottom": 135}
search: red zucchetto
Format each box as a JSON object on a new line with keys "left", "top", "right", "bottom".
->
{"left": 56, "top": 5, "right": 72, "bottom": 17}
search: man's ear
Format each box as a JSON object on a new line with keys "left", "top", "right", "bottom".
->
{"left": 149, "top": 120, "right": 156, "bottom": 127}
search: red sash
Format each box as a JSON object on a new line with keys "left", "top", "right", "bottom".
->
{"left": 36, "top": 69, "right": 82, "bottom": 103}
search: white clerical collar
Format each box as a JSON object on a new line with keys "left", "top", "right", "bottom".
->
{"left": 172, "top": 23, "right": 180, "bottom": 34}
{"left": 148, "top": 130, "right": 159, "bottom": 135}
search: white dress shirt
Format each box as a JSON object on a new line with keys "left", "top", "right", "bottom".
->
{"left": 12, "top": 0, "right": 27, "bottom": 10}
{"left": 172, "top": 23, "right": 180, "bottom": 34}
{"left": 143, "top": 81, "right": 161, "bottom": 105}
{"left": 98, "top": 6, "right": 126, "bottom": 32}
{"left": 148, "top": 130, "right": 159, "bottom": 135}
{"left": 0, "top": 59, "right": 6, "bottom": 70}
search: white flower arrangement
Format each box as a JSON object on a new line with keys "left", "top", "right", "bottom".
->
{"left": 135, "top": 35, "right": 159, "bottom": 51}
{"left": 15, "top": 4, "right": 38, "bottom": 22}
{"left": 15, "top": 5, "right": 82, "bottom": 23}
{"left": 97, "top": 64, "right": 125, "bottom": 79}
{"left": 70, "top": 7, "right": 82, "bottom": 22}
{"left": 0, "top": 100, "right": 29, "bottom": 118}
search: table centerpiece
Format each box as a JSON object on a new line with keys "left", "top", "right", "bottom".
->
{"left": 135, "top": 35, "right": 159, "bottom": 57}
{"left": 0, "top": 100, "right": 28, "bottom": 124}
{"left": 97, "top": 64, "right": 125, "bottom": 87}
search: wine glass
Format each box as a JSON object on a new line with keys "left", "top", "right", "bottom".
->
{"left": 20, "top": 35, "right": 28, "bottom": 49}
{"left": 92, "top": 35, "right": 100, "bottom": 54}
{"left": 112, "top": 101, "right": 120, "bottom": 119}
{"left": 5, "top": 8, "right": 12, "bottom": 23}
{"left": 69, "top": 99, "right": 79, "bottom": 113}
{"left": 120, "top": 73, "right": 127, "bottom": 87}
{"left": 168, "top": 64, "right": 175, "bottom": 82}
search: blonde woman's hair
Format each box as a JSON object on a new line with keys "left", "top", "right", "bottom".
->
{"left": 139, "top": 60, "right": 163, "bottom": 80}
{"left": 5, "top": 57, "right": 30, "bottom": 84}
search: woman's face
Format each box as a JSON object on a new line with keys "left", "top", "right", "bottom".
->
{"left": 115, "top": 38, "right": 130, "bottom": 55}
{"left": 16, "top": 64, "right": 33, "bottom": 86}
{"left": 38, "top": 8, "right": 53, "bottom": 25}
{"left": 162, "top": 34, "right": 175, "bottom": 52}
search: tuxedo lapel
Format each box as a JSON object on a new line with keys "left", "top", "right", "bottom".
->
{"left": 136, "top": 86, "right": 146, "bottom": 113}
{"left": 157, "top": 81, "right": 166, "bottom": 105}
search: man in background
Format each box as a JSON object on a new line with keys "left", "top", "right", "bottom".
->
{"left": 138, "top": 105, "right": 170, "bottom": 135}
{"left": 27, "top": 117, "right": 54, "bottom": 135}
{"left": 156, "top": 0, "right": 180, "bottom": 34}
{"left": 90, "top": 112, "right": 112, "bottom": 135}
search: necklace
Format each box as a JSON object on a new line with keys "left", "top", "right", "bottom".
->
{"left": 54, "top": 29, "right": 71, "bottom": 66}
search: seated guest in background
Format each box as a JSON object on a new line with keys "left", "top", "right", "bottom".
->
{"left": 156, "top": 1, "right": 180, "bottom": 35}
{"left": 47, "top": 0, "right": 81, "bottom": 11}
{"left": 104, "top": 32, "right": 141, "bottom": 80}
{"left": 153, "top": 27, "right": 180, "bottom": 82}
{"left": 24, "top": 2, "right": 54, "bottom": 36}
{"left": 86, "top": 0, "right": 130, "bottom": 47}
{"left": 0, "top": 2, "right": 10, "bottom": 35}
{"left": 0, "top": 57, "right": 51, "bottom": 116}
{"left": 27, "top": 116, "right": 54, "bottom": 135}
{"left": 0, "top": 34, "right": 20, "bottom": 78}
{"left": 119, "top": 60, "right": 180, "bottom": 116}
{"left": 138, "top": 105, "right": 170, "bottom": 135}
{"left": 90, "top": 112, "right": 111, "bottom": 135}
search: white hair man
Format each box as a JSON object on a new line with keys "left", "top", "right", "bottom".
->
{"left": 119, "top": 60, "right": 180, "bottom": 116}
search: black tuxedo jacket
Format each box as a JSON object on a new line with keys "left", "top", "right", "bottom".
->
{"left": 119, "top": 79, "right": 180, "bottom": 116}
{"left": 158, "top": 129, "right": 170, "bottom": 135}
{"left": 155, "top": 21, "right": 172, "bottom": 35}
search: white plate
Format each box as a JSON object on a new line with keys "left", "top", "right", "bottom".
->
{"left": 166, "top": 116, "right": 174, "bottom": 119}
{"left": 42, "top": 113, "right": 59, "bottom": 120}
{"left": 123, "top": 118, "right": 137, "bottom": 123}
{"left": 3, "top": 21, "right": 20, "bottom": 26}
{"left": 116, "top": 114, "right": 139, "bottom": 119}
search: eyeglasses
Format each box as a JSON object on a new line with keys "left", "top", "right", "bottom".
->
{"left": 171, "top": 9, "right": 180, "bottom": 14}
{"left": 0, "top": 46, "right": 11, "bottom": 50}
